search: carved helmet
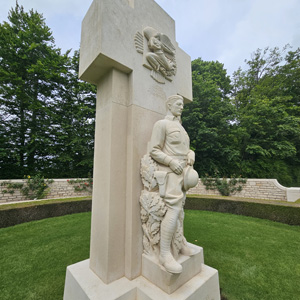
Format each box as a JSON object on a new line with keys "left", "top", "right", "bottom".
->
{"left": 183, "top": 166, "right": 199, "bottom": 191}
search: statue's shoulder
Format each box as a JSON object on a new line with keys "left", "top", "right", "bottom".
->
{"left": 153, "top": 118, "right": 168, "bottom": 128}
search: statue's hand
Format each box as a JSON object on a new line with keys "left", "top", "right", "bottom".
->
{"left": 187, "top": 156, "right": 195, "bottom": 166}
{"left": 169, "top": 159, "right": 183, "bottom": 175}
{"left": 187, "top": 151, "right": 195, "bottom": 166}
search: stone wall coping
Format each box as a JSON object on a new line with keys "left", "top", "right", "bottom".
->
{"left": 0, "top": 178, "right": 88, "bottom": 182}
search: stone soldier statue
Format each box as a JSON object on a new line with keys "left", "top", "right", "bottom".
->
{"left": 140, "top": 94, "right": 199, "bottom": 274}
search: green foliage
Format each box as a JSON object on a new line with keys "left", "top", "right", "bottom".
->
{"left": 184, "top": 46, "right": 300, "bottom": 186}
{"left": 67, "top": 176, "right": 93, "bottom": 193}
{"left": 0, "top": 196, "right": 91, "bottom": 211}
{"left": 1, "top": 181, "right": 24, "bottom": 194}
{"left": 186, "top": 196, "right": 300, "bottom": 225}
{"left": 201, "top": 173, "right": 247, "bottom": 196}
{"left": 232, "top": 46, "right": 300, "bottom": 185}
{"left": 49, "top": 50, "right": 96, "bottom": 178}
{"left": 182, "top": 58, "right": 238, "bottom": 176}
{"left": 1, "top": 2, "right": 300, "bottom": 187}
{"left": 21, "top": 174, "right": 54, "bottom": 200}
{"left": 0, "top": 4, "right": 96, "bottom": 179}
{"left": 0, "top": 3, "right": 68, "bottom": 178}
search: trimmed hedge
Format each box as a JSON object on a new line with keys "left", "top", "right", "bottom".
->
{"left": 0, "top": 200, "right": 91, "bottom": 228}
{"left": 185, "top": 197, "right": 300, "bottom": 226}
{"left": 1, "top": 197, "right": 299, "bottom": 228}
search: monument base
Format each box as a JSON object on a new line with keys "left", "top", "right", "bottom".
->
{"left": 64, "top": 258, "right": 220, "bottom": 300}
{"left": 142, "top": 243, "right": 204, "bottom": 294}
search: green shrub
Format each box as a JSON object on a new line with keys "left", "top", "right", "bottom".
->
{"left": 1, "top": 181, "right": 24, "bottom": 195}
{"left": 185, "top": 196, "right": 300, "bottom": 225}
{"left": 67, "top": 176, "right": 93, "bottom": 193}
{"left": 21, "top": 174, "right": 54, "bottom": 200}
{"left": 201, "top": 173, "right": 247, "bottom": 196}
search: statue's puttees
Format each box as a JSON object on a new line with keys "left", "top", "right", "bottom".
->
{"left": 140, "top": 95, "right": 199, "bottom": 274}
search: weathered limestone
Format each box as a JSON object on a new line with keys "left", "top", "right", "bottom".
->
{"left": 139, "top": 95, "right": 199, "bottom": 274}
{"left": 64, "top": 0, "right": 220, "bottom": 299}
{"left": 64, "top": 259, "right": 220, "bottom": 300}
{"left": 79, "top": 0, "right": 193, "bottom": 284}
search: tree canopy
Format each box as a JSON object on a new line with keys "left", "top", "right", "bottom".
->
{"left": 1, "top": 4, "right": 300, "bottom": 186}
{"left": 183, "top": 46, "right": 300, "bottom": 186}
{"left": 0, "top": 4, "right": 96, "bottom": 179}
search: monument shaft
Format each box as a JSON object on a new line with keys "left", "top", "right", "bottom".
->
{"left": 64, "top": 1, "right": 220, "bottom": 299}
{"left": 79, "top": 0, "right": 192, "bottom": 283}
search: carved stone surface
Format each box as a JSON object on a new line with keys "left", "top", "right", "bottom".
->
{"left": 65, "top": 0, "right": 220, "bottom": 298}
{"left": 140, "top": 95, "right": 199, "bottom": 274}
{"left": 135, "top": 26, "right": 177, "bottom": 84}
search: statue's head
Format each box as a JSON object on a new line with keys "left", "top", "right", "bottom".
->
{"left": 166, "top": 95, "right": 184, "bottom": 117}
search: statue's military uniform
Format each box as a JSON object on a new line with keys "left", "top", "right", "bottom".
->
{"left": 149, "top": 115, "right": 195, "bottom": 209}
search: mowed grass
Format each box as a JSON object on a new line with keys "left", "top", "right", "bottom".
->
{"left": 0, "top": 212, "right": 91, "bottom": 300}
{"left": 0, "top": 210, "right": 299, "bottom": 299}
{"left": 184, "top": 210, "right": 300, "bottom": 300}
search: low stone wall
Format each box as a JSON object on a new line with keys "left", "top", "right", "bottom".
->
{"left": 1, "top": 178, "right": 300, "bottom": 203}
{"left": 187, "top": 179, "right": 300, "bottom": 203}
{"left": 0, "top": 179, "right": 91, "bottom": 203}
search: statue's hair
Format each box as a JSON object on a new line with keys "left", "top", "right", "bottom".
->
{"left": 166, "top": 95, "right": 183, "bottom": 110}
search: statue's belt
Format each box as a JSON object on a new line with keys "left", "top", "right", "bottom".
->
{"left": 168, "top": 155, "right": 187, "bottom": 160}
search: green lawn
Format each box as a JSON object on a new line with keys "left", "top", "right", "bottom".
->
{"left": 0, "top": 213, "right": 91, "bottom": 300}
{"left": 0, "top": 211, "right": 299, "bottom": 300}
{"left": 184, "top": 210, "right": 300, "bottom": 300}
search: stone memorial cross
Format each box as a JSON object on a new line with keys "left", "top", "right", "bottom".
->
{"left": 79, "top": 0, "right": 192, "bottom": 284}
{"left": 64, "top": 0, "right": 220, "bottom": 299}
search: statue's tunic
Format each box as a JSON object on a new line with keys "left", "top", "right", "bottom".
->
{"left": 149, "top": 115, "right": 194, "bottom": 209}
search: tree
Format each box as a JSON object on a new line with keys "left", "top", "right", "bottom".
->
{"left": 232, "top": 46, "right": 300, "bottom": 185}
{"left": 49, "top": 50, "right": 96, "bottom": 178}
{"left": 0, "top": 4, "right": 97, "bottom": 179}
{"left": 182, "top": 58, "right": 238, "bottom": 176}
{"left": 0, "top": 3, "right": 69, "bottom": 178}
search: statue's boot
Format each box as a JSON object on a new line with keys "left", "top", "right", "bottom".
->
{"left": 159, "top": 208, "right": 182, "bottom": 274}
{"left": 180, "top": 244, "right": 197, "bottom": 256}
{"left": 159, "top": 252, "right": 182, "bottom": 273}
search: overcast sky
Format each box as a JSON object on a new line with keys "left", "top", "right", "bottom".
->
{"left": 1, "top": 0, "right": 300, "bottom": 75}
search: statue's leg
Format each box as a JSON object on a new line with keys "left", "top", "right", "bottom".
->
{"left": 159, "top": 172, "right": 184, "bottom": 273}
{"left": 160, "top": 206, "right": 182, "bottom": 273}
{"left": 179, "top": 192, "right": 197, "bottom": 256}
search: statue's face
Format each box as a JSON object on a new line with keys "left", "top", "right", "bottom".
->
{"left": 168, "top": 99, "right": 184, "bottom": 117}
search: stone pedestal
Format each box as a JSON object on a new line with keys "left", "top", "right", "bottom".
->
{"left": 64, "top": 245, "right": 220, "bottom": 300}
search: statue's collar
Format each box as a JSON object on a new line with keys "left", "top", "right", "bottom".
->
{"left": 165, "top": 115, "right": 182, "bottom": 123}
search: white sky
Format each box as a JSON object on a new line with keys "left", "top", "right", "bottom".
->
{"left": 1, "top": 0, "right": 300, "bottom": 75}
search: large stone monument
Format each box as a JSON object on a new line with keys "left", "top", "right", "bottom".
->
{"left": 64, "top": 0, "right": 220, "bottom": 299}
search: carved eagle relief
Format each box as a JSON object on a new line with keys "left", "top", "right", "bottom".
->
{"left": 134, "top": 26, "right": 177, "bottom": 84}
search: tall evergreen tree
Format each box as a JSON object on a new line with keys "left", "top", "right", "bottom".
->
{"left": 50, "top": 50, "right": 96, "bottom": 178}
{"left": 0, "top": 3, "right": 69, "bottom": 178}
